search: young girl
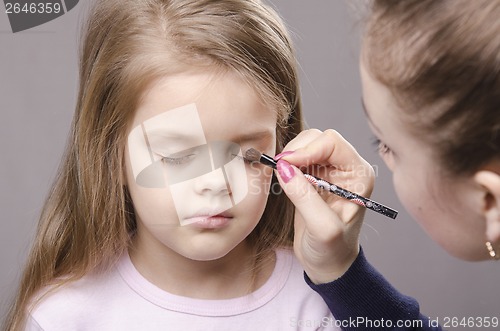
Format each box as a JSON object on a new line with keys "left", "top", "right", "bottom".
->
{"left": 4, "top": 0, "right": 374, "bottom": 330}
{"left": 277, "top": 0, "right": 500, "bottom": 330}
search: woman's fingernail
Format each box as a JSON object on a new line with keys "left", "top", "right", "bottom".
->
{"left": 277, "top": 160, "right": 295, "bottom": 183}
{"left": 275, "top": 150, "right": 294, "bottom": 161}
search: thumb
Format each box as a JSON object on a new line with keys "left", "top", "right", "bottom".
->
{"left": 275, "top": 159, "right": 342, "bottom": 230}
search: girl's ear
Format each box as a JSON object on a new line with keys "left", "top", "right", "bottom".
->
{"left": 474, "top": 168, "right": 500, "bottom": 244}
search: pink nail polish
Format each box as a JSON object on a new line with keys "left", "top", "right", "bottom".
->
{"left": 277, "top": 160, "right": 295, "bottom": 183}
{"left": 275, "top": 150, "right": 294, "bottom": 161}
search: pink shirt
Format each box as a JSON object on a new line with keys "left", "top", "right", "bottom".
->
{"left": 27, "top": 249, "right": 340, "bottom": 330}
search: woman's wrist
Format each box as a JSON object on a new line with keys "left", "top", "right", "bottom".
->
{"left": 304, "top": 244, "right": 361, "bottom": 284}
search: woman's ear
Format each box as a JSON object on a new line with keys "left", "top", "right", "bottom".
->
{"left": 474, "top": 169, "right": 500, "bottom": 244}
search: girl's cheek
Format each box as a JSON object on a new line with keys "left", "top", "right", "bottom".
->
{"left": 245, "top": 163, "right": 273, "bottom": 197}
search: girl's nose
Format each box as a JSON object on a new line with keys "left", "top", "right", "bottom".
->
{"left": 193, "top": 169, "right": 230, "bottom": 196}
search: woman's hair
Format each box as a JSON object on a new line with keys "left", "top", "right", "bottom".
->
{"left": 5, "top": 0, "right": 301, "bottom": 329}
{"left": 363, "top": 0, "right": 500, "bottom": 175}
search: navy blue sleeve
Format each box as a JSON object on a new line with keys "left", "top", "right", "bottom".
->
{"left": 305, "top": 247, "right": 442, "bottom": 330}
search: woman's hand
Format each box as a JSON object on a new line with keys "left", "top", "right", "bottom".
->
{"left": 275, "top": 129, "right": 375, "bottom": 284}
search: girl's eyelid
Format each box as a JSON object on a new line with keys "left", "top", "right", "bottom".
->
{"left": 155, "top": 150, "right": 197, "bottom": 158}
{"left": 162, "top": 154, "right": 194, "bottom": 160}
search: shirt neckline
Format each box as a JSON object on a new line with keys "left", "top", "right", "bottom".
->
{"left": 117, "top": 248, "right": 292, "bottom": 316}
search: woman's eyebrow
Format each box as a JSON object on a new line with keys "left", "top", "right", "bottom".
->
{"left": 361, "top": 98, "right": 382, "bottom": 135}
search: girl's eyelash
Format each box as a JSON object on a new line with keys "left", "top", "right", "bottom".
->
{"left": 162, "top": 152, "right": 252, "bottom": 166}
{"left": 161, "top": 154, "right": 195, "bottom": 165}
{"left": 371, "top": 137, "right": 392, "bottom": 155}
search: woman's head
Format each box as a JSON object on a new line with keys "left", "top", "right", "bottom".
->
{"left": 361, "top": 0, "right": 500, "bottom": 260}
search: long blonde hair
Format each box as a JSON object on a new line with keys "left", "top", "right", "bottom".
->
{"left": 4, "top": 0, "right": 302, "bottom": 329}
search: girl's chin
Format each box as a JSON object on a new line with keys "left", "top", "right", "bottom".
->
{"left": 171, "top": 239, "right": 243, "bottom": 262}
{"left": 180, "top": 248, "right": 234, "bottom": 262}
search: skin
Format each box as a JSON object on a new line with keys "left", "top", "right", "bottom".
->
{"left": 276, "top": 129, "right": 374, "bottom": 283}
{"left": 359, "top": 60, "right": 500, "bottom": 261}
{"left": 124, "top": 68, "right": 277, "bottom": 299}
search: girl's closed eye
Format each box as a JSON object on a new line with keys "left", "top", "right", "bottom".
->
{"left": 161, "top": 153, "right": 196, "bottom": 166}
{"left": 162, "top": 148, "right": 251, "bottom": 166}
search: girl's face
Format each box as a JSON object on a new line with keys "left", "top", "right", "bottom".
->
{"left": 360, "top": 60, "right": 487, "bottom": 261}
{"left": 124, "top": 69, "right": 276, "bottom": 261}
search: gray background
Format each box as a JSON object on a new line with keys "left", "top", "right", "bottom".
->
{"left": 1, "top": 1, "right": 498, "bottom": 329}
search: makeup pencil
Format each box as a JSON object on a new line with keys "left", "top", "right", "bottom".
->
{"left": 244, "top": 148, "right": 398, "bottom": 219}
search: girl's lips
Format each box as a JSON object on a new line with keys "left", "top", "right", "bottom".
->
{"left": 185, "top": 215, "right": 233, "bottom": 229}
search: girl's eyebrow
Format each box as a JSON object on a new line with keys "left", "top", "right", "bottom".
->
{"left": 147, "top": 130, "right": 195, "bottom": 140}
{"left": 145, "top": 128, "right": 273, "bottom": 145}
{"left": 236, "top": 130, "right": 274, "bottom": 144}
